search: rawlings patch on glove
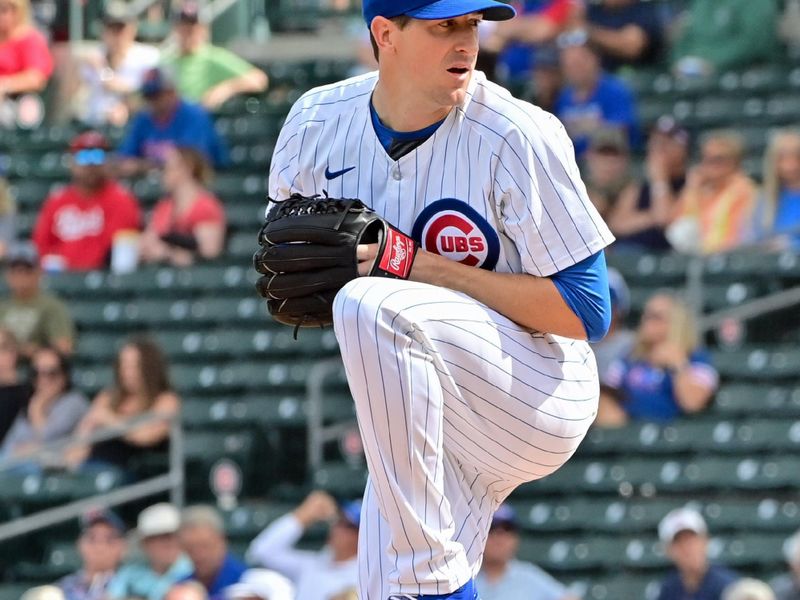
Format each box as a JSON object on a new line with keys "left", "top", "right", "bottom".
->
{"left": 253, "top": 193, "right": 418, "bottom": 328}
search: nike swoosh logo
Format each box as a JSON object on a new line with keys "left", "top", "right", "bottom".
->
{"left": 325, "top": 165, "right": 355, "bottom": 180}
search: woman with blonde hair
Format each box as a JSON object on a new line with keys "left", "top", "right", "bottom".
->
{"left": 760, "top": 129, "right": 800, "bottom": 249}
{"left": 0, "top": 0, "right": 53, "bottom": 126}
{"left": 600, "top": 293, "right": 718, "bottom": 424}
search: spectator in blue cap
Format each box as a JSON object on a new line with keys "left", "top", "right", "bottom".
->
{"left": 116, "top": 67, "right": 228, "bottom": 177}
{"left": 57, "top": 508, "right": 128, "bottom": 600}
{"left": 477, "top": 504, "right": 577, "bottom": 600}
{"left": 247, "top": 490, "right": 360, "bottom": 600}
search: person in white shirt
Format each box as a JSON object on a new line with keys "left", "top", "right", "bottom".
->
{"left": 74, "top": 0, "right": 160, "bottom": 126}
{"left": 476, "top": 505, "right": 578, "bottom": 600}
{"left": 246, "top": 491, "right": 359, "bottom": 600}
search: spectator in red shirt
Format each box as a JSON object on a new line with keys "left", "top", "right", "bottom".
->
{"left": 32, "top": 131, "right": 141, "bottom": 271}
{"left": 139, "top": 146, "right": 226, "bottom": 267}
{"left": 0, "top": 0, "right": 53, "bottom": 127}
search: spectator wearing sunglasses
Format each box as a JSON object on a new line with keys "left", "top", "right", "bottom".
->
{"left": 32, "top": 131, "right": 141, "bottom": 271}
{"left": 602, "top": 292, "right": 718, "bottom": 424}
{"left": 477, "top": 504, "right": 577, "bottom": 600}
{"left": 0, "top": 241, "right": 75, "bottom": 356}
{"left": 247, "top": 490, "right": 359, "bottom": 600}
{"left": 0, "top": 345, "right": 88, "bottom": 466}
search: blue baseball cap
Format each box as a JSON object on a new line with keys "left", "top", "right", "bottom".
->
{"left": 363, "top": 0, "right": 516, "bottom": 26}
{"left": 490, "top": 503, "right": 518, "bottom": 530}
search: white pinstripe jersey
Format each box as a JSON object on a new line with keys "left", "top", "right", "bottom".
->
{"left": 268, "top": 70, "right": 614, "bottom": 278}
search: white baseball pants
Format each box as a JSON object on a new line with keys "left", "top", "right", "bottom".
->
{"left": 332, "top": 278, "right": 599, "bottom": 599}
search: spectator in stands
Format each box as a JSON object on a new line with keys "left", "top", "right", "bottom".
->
{"left": 161, "top": 1, "right": 267, "bottom": 111}
{"left": 247, "top": 490, "right": 359, "bottom": 600}
{"left": 657, "top": 508, "right": 739, "bottom": 600}
{"left": 759, "top": 130, "right": 800, "bottom": 250}
{"left": 554, "top": 28, "right": 638, "bottom": 158}
{"left": 581, "top": 0, "right": 667, "bottom": 71}
{"left": 669, "top": 131, "right": 757, "bottom": 255}
{"left": 582, "top": 126, "right": 637, "bottom": 219}
{"left": 74, "top": 1, "right": 160, "bottom": 127}
{"left": 225, "top": 569, "right": 295, "bottom": 600}
{"left": 527, "top": 45, "right": 561, "bottom": 113}
{"left": 771, "top": 528, "right": 800, "bottom": 600}
{"left": 481, "top": 0, "right": 574, "bottom": 84}
{"left": 21, "top": 586, "right": 66, "bottom": 600}
{"left": 108, "top": 503, "right": 193, "bottom": 600}
{"left": 57, "top": 508, "right": 128, "bottom": 600}
{"left": 725, "top": 580, "right": 776, "bottom": 600}
{"left": 671, "top": 0, "right": 780, "bottom": 79}
{"left": 0, "top": 0, "right": 53, "bottom": 128}
{"left": 0, "top": 175, "right": 15, "bottom": 258}
{"left": 0, "top": 328, "right": 28, "bottom": 442}
{"left": 0, "top": 346, "right": 87, "bottom": 465}
{"left": 608, "top": 116, "right": 689, "bottom": 252}
{"left": 476, "top": 504, "right": 577, "bottom": 600}
{"left": 179, "top": 505, "right": 246, "bottom": 600}
{"left": 116, "top": 67, "right": 229, "bottom": 175}
{"left": 166, "top": 582, "right": 209, "bottom": 600}
{"left": 604, "top": 292, "right": 718, "bottom": 423}
{"left": 33, "top": 131, "right": 141, "bottom": 271}
{"left": 0, "top": 241, "right": 75, "bottom": 356}
{"left": 139, "top": 146, "right": 226, "bottom": 266}
{"left": 67, "top": 336, "right": 180, "bottom": 474}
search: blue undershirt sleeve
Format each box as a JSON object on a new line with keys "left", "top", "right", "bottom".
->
{"left": 550, "top": 250, "right": 612, "bottom": 343}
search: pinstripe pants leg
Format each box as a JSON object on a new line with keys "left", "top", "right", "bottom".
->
{"left": 333, "top": 278, "right": 599, "bottom": 599}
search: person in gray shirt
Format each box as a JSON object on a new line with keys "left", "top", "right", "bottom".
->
{"left": 0, "top": 346, "right": 88, "bottom": 467}
{"left": 476, "top": 504, "right": 578, "bottom": 600}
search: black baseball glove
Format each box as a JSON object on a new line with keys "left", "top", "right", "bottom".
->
{"left": 253, "top": 193, "right": 418, "bottom": 329}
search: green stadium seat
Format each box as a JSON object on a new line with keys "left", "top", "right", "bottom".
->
{"left": 311, "top": 462, "right": 367, "bottom": 498}
{"left": 0, "top": 584, "right": 38, "bottom": 600}
{"left": 702, "top": 498, "right": 800, "bottom": 533}
{"left": 7, "top": 179, "right": 58, "bottom": 208}
{"left": 713, "top": 533, "right": 787, "bottom": 568}
{"left": 222, "top": 501, "right": 295, "bottom": 540}
{"left": 620, "top": 536, "right": 667, "bottom": 570}
{"left": 73, "top": 365, "right": 114, "bottom": 394}
{"left": 182, "top": 395, "right": 306, "bottom": 428}
{"left": 75, "top": 332, "right": 122, "bottom": 362}
{"left": 714, "top": 384, "right": 800, "bottom": 417}
{"left": 227, "top": 202, "right": 266, "bottom": 231}
{"left": 574, "top": 576, "right": 661, "bottom": 600}
{"left": 714, "top": 347, "right": 800, "bottom": 380}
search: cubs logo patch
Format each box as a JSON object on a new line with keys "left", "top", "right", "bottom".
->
{"left": 411, "top": 199, "right": 500, "bottom": 270}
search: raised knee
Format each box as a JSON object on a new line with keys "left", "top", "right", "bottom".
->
{"left": 332, "top": 278, "right": 411, "bottom": 335}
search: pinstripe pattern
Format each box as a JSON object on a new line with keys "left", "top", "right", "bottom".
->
{"left": 267, "top": 70, "right": 612, "bottom": 598}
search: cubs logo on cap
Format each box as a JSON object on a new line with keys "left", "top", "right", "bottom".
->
{"left": 412, "top": 199, "right": 499, "bottom": 270}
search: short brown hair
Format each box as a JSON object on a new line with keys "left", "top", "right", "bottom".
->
{"left": 370, "top": 15, "right": 411, "bottom": 62}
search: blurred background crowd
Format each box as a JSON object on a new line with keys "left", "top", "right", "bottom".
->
{"left": 0, "top": 0, "right": 799, "bottom": 599}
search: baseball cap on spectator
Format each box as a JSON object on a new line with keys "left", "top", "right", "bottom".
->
{"left": 225, "top": 569, "right": 295, "bottom": 600}
{"left": 5, "top": 241, "right": 39, "bottom": 268}
{"left": 362, "top": 0, "right": 516, "bottom": 26}
{"left": 137, "top": 503, "right": 181, "bottom": 538}
{"left": 80, "top": 507, "right": 126, "bottom": 535}
{"left": 102, "top": 0, "right": 134, "bottom": 25}
{"left": 339, "top": 499, "right": 362, "bottom": 528}
{"left": 140, "top": 67, "right": 175, "bottom": 99}
{"left": 176, "top": 1, "right": 206, "bottom": 24}
{"left": 589, "top": 127, "right": 629, "bottom": 155}
{"left": 490, "top": 503, "right": 518, "bottom": 531}
{"left": 652, "top": 115, "right": 690, "bottom": 147}
{"left": 658, "top": 507, "right": 707, "bottom": 544}
{"left": 69, "top": 131, "right": 110, "bottom": 153}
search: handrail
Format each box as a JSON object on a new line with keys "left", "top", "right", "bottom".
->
{"left": 0, "top": 411, "right": 184, "bottom": 542}
{"left": 306, "top": 357, "right": 352, "bottom": 473}
{"left": 699, "top": 285, "right": 800, "bottom": 333}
